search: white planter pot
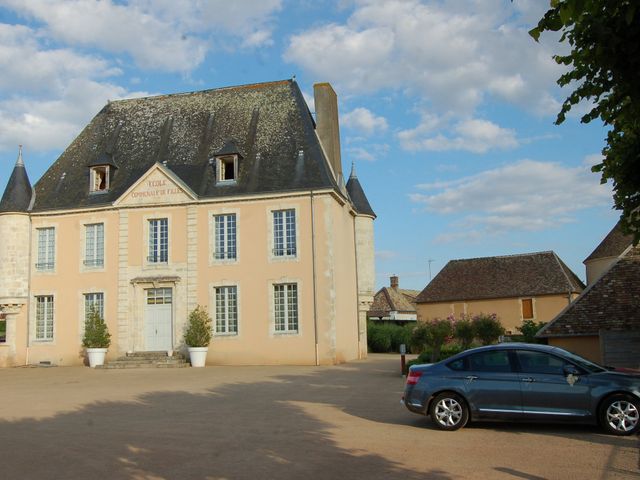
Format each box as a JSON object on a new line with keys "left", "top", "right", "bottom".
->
{"left": 188, "top": 347, "right": 208, "bottom": 367}
{"left": 86, "top": 348, "right": 108, "bottom": 368}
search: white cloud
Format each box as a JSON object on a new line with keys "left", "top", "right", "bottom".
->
{"left": 0, "top": 79, "right": 150, "bottom": 151}
{"left": 583, "top": 153, "right": 604, "bottom": 167}
{"left": 0, "top": 24, "right": 119, "bottom": 93}
{"left": 342, "top": 107, "right": 388, "bottom": 136}
{"left": 285, "top": 0, "right": 564, "bottom": 115}
{"left": 399, "top": 118, "right": 518, "bottom": 153}
{"left": 411, "top": 159, "right": 613, "bottom": 238}
{"left": 4, "top": 0, "right": 282, "bottom": 72}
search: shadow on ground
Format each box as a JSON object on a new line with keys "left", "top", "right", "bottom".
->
{"left": 0, "top": 359, "right": 450, "bottom": 480}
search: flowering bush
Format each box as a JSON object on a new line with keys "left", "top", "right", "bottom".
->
{"left": 411, "top": 317, "right": 454, "bottom": 362}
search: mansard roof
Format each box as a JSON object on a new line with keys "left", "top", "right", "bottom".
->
{"left": 346, "top": 163, "right": 375, "bottom": 218}
{"left": 0, "top": 147, "right": 33, "bottom": 213}
{"left": 32, "top": 80, "right": 341, "bottom": 211}
{"left": 416, "top": 251, "right": 585, "bottom": 303}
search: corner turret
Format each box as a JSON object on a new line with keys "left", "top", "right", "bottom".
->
{"left": 346, "top": 162, "right": 376, "bottom": 359}
{"left": 0, "top": 146, "right": 34, "bottom": 212}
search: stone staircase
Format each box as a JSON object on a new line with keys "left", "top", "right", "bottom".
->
{"left": 96, "top": 351, "right": 190, "bottom": 369}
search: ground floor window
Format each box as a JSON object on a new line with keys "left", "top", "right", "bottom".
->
{"left": 36, "top": 295, "right": 54, "bottom": 340}
{"left": 0, "top": 313, "right": 6, "bottom": 343}
{"left": 215, "top": 286, "right": 238, "bottom": 334}
{"left": 274, "top": 283, "right": 298, "bottom": 333}
{"left": 84, "top": 292, "right": 104, "bottom": 320}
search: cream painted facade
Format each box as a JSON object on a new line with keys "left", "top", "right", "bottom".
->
{"left": 417, "top": 293, "right": 578, "bottom": 334}
{"left": 0, "top": 163, "right": 370, "bottom": 367}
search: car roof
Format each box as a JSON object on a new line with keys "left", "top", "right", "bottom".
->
{"left": 458, "top": 343, "right": 560, "bottom": 355}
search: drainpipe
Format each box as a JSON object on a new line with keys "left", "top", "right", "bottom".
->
{"left": 310, "top": 191, "right": 319, "bottom": 366}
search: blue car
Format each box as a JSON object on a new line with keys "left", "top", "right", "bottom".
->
{"left": 403, "top": 343, "right": 640, "bottom": 435}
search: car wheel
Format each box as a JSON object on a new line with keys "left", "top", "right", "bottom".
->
{"left": 429, "top": 392, "right": 469, "bottom": 431}
{"left": 600, "top": 394, "right": 640, "bottom": 436}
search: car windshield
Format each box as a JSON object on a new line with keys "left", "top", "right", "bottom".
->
{"left": 554, "top": 348, "right": 607, "bottom": 373}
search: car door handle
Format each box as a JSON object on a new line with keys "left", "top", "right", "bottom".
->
{"left": 465, "top": 375, "right": 478, "bottom": 381}
{"left": 521, "top": 377, "right": 534, "bottom": 382}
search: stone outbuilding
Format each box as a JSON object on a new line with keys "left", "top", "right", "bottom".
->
{"left": 368, "top": 275, "right": 419, "bottom": 324}
{"left": 415, "top": 251, "right": 585, "bottom": 334}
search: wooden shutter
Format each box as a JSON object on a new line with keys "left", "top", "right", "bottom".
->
{"left": 522, "top": 298, "right": 534, "bottom": 319}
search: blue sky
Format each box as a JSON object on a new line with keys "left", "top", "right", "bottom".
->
{"left": 0, "top": 0, "right": 618, "bottom": 291}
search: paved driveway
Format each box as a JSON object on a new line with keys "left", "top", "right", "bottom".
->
{"left": 0, "top": 354, "right": 638, "bottom": 479}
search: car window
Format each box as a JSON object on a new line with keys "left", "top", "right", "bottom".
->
{"left": 447, "top": 358, "right": 467, "bottom": 371}
{"left": 467, "top": 350, "right": 512, "bottom": 373}
{"left": 516, "top": 350, "right": 566, "bottom": 375}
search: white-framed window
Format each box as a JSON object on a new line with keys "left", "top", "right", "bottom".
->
{"left": 148, "top": 218, "right": 168, "bottom": 263}
{"left": 84, "top": 223, "right": 104, "bottom": 268}
{"left": 214, "top": 286, "right": 238, "bottom": 334}
{"left": 84, "top": 292, "right": 104, "bottom": 320}
{"left": 35, "top": 295, "right": 54, "bottom": 341}
{"left": 90, "top": 166, "right": 110, "bottom": 193}
{"left": 273, "top": 209, "right": 296, "bottom": 257}
{"left": 36, "top": 227, "right": 55, "bottom": 271}
{"left": 216, "top": 155, "right": 237, "bottom": 183}
{"left": 274, "top": 283, "right": 298, "bottom": 333}
{"left": 214, "top": 214, "right": 237, "bottom": 260}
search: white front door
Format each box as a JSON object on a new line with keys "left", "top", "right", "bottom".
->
{"left": 144, "top": 288, "right": 173, "bottom": 351}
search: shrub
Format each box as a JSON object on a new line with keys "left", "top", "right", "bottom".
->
{"left": 517, "top": 319, "right": 548, "bottom": 343}
{"left": 82, "top": 306, "right": 111, "bottom": 348}
{"left": 453, "top": 314, "right": 475, "bottom": 349}
{"left": 472, "top": 313, "right": 505, "bottom": 345}
{"left": 368, "top": 323, "right": 392, "bottom": 352}
{"left": 184, "top": 305, "right": 213, "bottom": 347}
{"left": 411, "top": 317, "right": 454, "bottom": 362}
{"left": 415, "top": 343, "right": 466, "bottom": 364}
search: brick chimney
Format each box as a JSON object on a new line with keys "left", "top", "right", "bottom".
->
{"left": 390, "top": 275, "right": 399, "bottom": 290}
{"left": 313, "top": 83, "right": 342, "bottom": 180}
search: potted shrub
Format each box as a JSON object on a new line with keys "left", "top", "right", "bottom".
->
{"left": 184, "top": 305, "right": 212, "bottom": 367}
{"left": 82, "top": 306, "right": 111, "bottom": 368}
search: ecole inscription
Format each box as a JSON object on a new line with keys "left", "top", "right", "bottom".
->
{"left": 130, "top": 179, "right": 182, "bottom": 198}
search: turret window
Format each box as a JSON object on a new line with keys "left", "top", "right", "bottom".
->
{"left": 90, "top": 166, "right": 110, "bottom": 192}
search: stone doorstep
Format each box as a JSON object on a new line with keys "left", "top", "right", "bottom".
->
{"left": 95, "top": 350, "right": 190, "bottom": 369}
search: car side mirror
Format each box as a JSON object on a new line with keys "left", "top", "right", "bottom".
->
{"left": 563, "top": 364, "right": 581, "bottom": 376}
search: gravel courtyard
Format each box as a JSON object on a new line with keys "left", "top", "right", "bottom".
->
{"left": 0, "top": 354, "right": 638, "bottom": 479}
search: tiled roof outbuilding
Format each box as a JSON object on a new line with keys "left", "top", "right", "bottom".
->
{"left": 538, "top": 246, "right": 640, "bottom": 337}
{"left": 416, "top": 251, "right": 584, "bottom": 304}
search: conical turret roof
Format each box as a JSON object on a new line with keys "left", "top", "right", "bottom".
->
{"left": 0, "top": 146, "right": 34, "bottom": 213}
{"left": 346, "top": 162, "right": 375, "bottom": 218}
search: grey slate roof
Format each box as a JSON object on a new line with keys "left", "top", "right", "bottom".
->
{"left": 416, "top": 251, "right": 585, "bottom": 304}
{"left": 584, "top": 221, "right": 633, "bottom": 262}
{"left": 346, "top": 164, "right": 375, "bottom": 217}
{"left": 0, "top": 148, "right": 33, "bottom": 213}
{"left": 538, "top": 246, "right": 640, "bottom": 337}
{"left": 32, "top": 80, "right": 340, "bottom": 211}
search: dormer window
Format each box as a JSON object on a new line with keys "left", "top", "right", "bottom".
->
{"left": 90, "top": 166, "right": 110, "bottom": 192}
{"left": 217, "top": 155, "right": 238, "bottom": 183}
{"left": 213, "top": 140, "right": 243, "bottom": 185}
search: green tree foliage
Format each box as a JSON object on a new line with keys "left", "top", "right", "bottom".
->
{"left": 517, "top": 319, "right": 549, "bottom": 343}
{"left": 411, "top": 318, "right": 454, "bottom": 362}
{"left": 453, "top": 314, "right": 475, "bottom": 349}
{"left": 184, "top": 305, "right": 213, "bottom": 347}
{"left": 82, "top": 306, "right": 111, "bottom": 348}
{"left": 471, "top": 313, "right": 505, "bottom": 346}
{"left": 530, "top": 1, "right": 640, "bottom": 242}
